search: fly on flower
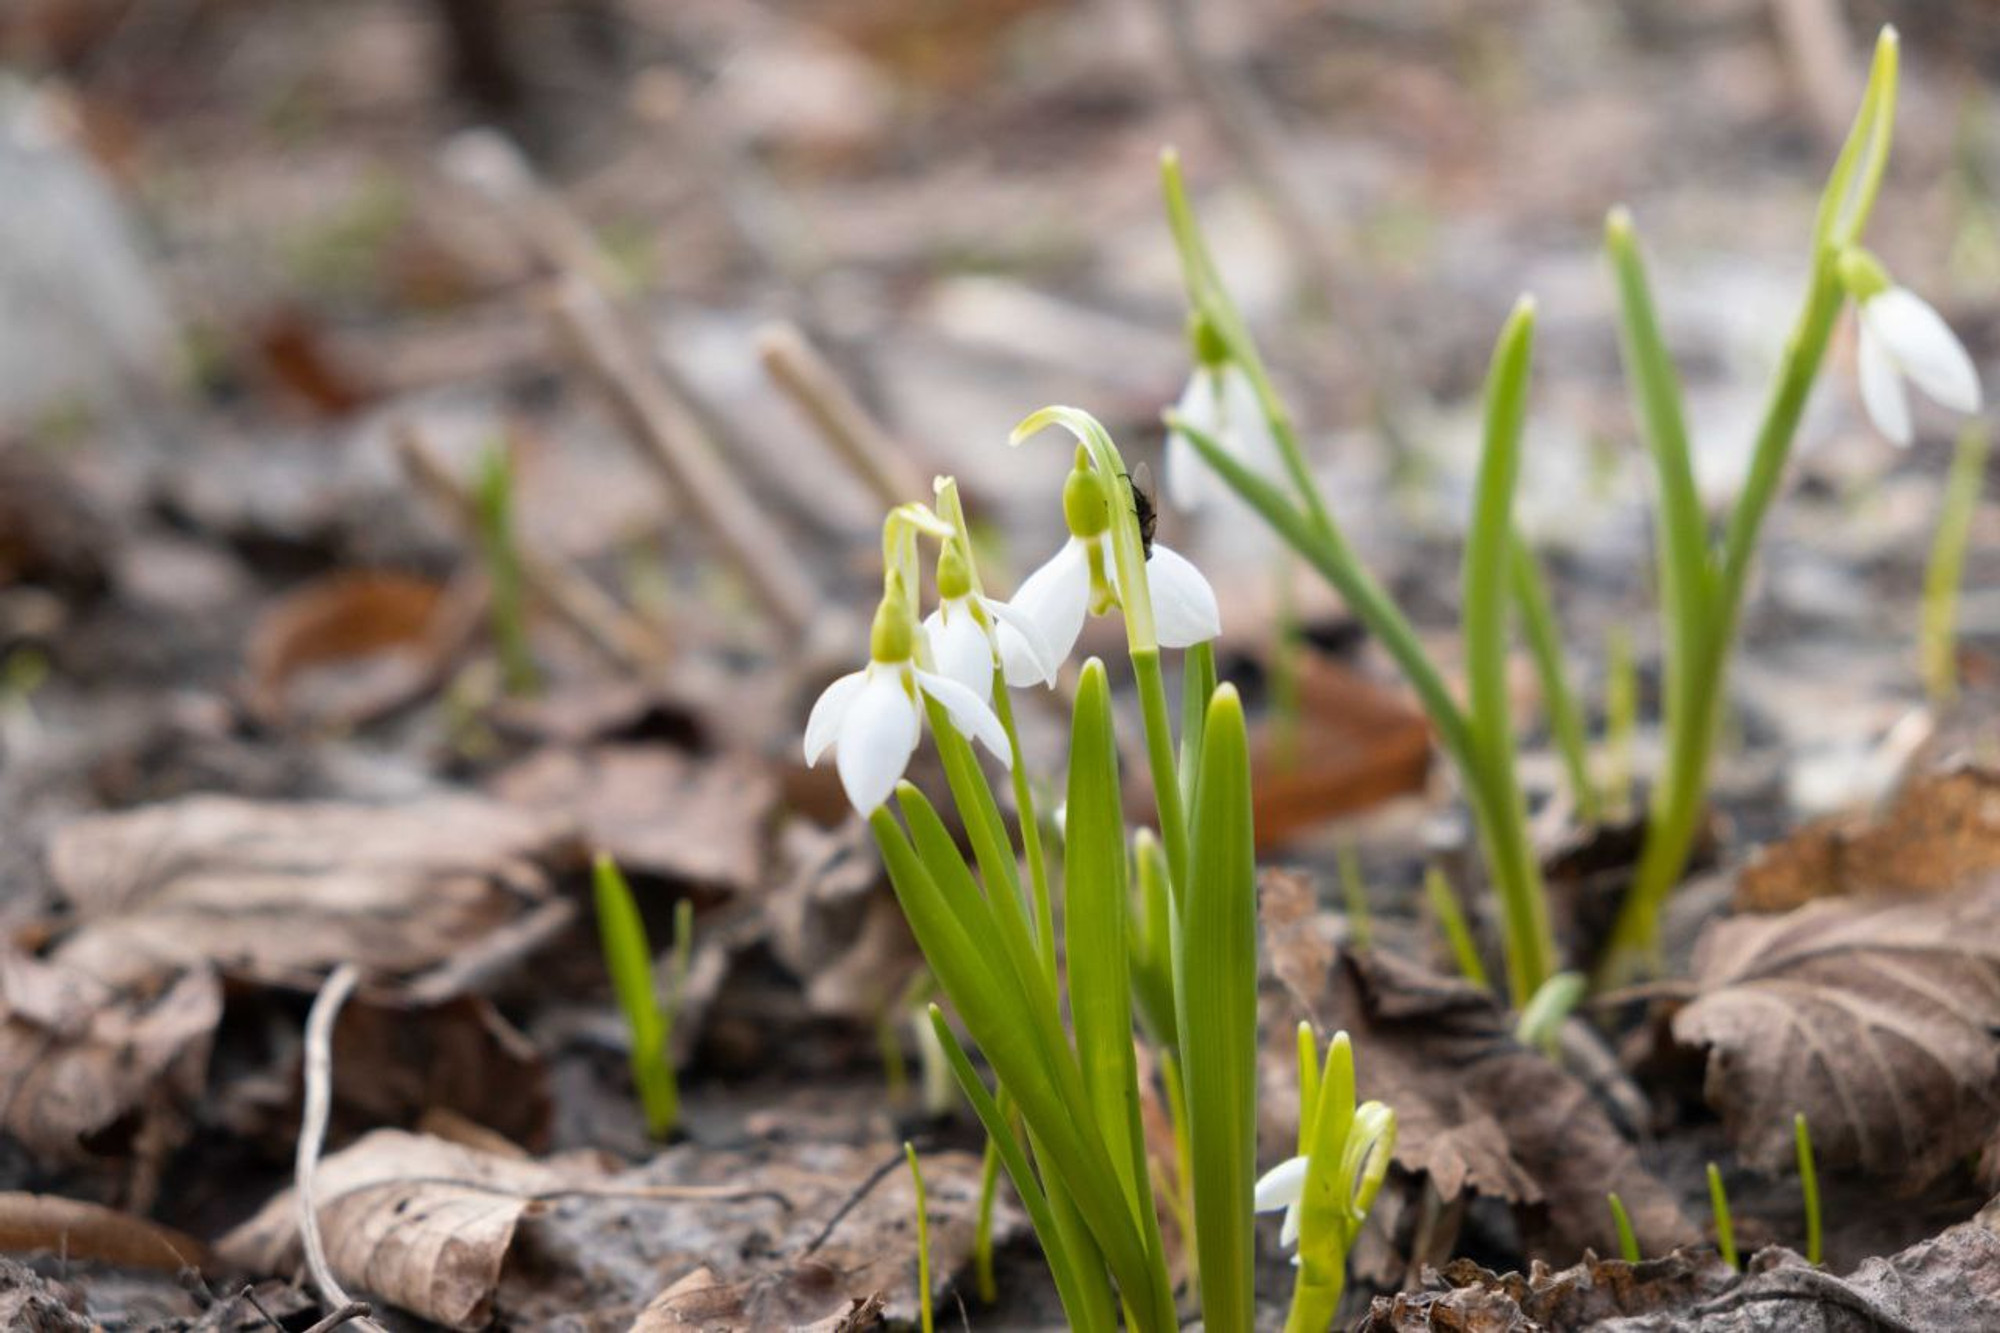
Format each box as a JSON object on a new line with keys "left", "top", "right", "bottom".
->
{"left": 1125, "top": 463, "right": 1159, "bottom": 559}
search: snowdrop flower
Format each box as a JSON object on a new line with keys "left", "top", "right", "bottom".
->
{"left": 1254, "top": 1154, "right": 1309, "bottom": 1255}
{"left": 1165, "top": 356, "right": 1288, "bottom": 512}
{"left": 806, "top": 582, "right": 1011, "bottom": 814}
{"left": 994, "top": 452, "right": 1221, "bottom": 687}
{"left": 921, "top": 541, "right": 1057, "bottom": 700}
{"left": 1840, "top": 248, "right": 1982, "bottom": 447}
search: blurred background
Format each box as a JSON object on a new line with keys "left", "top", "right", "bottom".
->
{"left": 1, "top": 0, "right": 1998, "bottom": 838}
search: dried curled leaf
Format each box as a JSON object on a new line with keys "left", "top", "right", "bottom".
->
{"left": 45, "top": 793, "right": 573, "bottom": 992}
{"left": 1736, "top": 766, "right": 2000, "bottom": 912}
{"left": 1262, "top": 871, "right": 1695, "bottom": 1260}
{"left": 218, "top": 1129, "right": 581, "bottom": 1331}
{"left": 1674, "top": 879, "right": 2000, "bottom": 1189}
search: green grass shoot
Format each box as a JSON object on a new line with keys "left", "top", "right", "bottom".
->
{"left": 1512, "top": 536, "right": 1599, "bottom": 823}
{"left": 905, "top": 1142, "right": 936, "bottom": 1333}
{"left": 1423, "top": 867, "right": 1490, "bottom": 990}
{"left": 1335, "top": 838, "right": 1371, "bottom": 948}
{"left": 1603, "top": 624, "right": 1637, "bottom": 818}
{"left": 1511, "top": 971, "right": 1585, "bottom": 1055}
{"left": 1707, "top": 1162, "right": 1738, "bottom": 1270}
{"left": 472, "top": 440, "right": 539, "bottom": 696}
{"left": 1922, "top": 423, "right": 1988, "bottom": 703}
{"left": 1608, "top": 1192, "right": 1641, "bottom": 1263}
{"left": 1796, "top": 1112, "right": 1822, "bottom": 1266}
{"left": 592, "top": 853, "right": 681, "bottom": 1139}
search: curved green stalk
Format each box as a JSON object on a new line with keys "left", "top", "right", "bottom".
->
{"left": 1511, "top": 536, "right": 1599, "bottom": 824}
{"left": 1795, "top": 1112, "right": 1822, "bottom": 1266}
{"left": 1608, "top": 1193, "right": 1641, "bottom": 1263}
{"left": 905, "top": 1143, "right": 936, "bottom": 1333}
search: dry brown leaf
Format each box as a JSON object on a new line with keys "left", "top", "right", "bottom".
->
{"left": 1262, "top": 872, "right": 1696, "bottom": 1260}
{"left": 1673, "top": 879, "right": 2000, "bottom": 1189}
{"left": 218, "top": 1128, "right": 584, "bottom": 1331}
{"left": 631, "top": 1265, "right": 885, "bottom": 1332}
{"left": 763, "top": 819, "right": 919, "bottom": 1023}
{"left": 1737, "top": 766, "right": 2000, "bottom": 912}
{"left": 0, "top": 950, "right": 218, "bottom": 1199}
{"left": 44, "top": 793, "right": 574, "bottom": 992}
{"left": 244, "top": 570, "right": 473, "bottom": 727}
{"left": 1361, "top": 1211, "right": 2000, "bottom": 1332}
{"left": 0, "top": 1257, "right": 93, "bottom": 1333}
{"left": 1250, "top": 656, "right": 1432, "bottom": 848}
{"left": 490, "top": 743, "right": 776, "bottom": 893}
{"left": 0, "top": 1192, "right": 209, "bottom": 1270}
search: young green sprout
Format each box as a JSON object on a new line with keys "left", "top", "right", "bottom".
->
{"left": 1607, "top": 1192, "right": 1641, "bottom": 1264}
{"left": 592, "top": 854, "right": 688, "bottom": 1139}
{"left": 1255, "top": 1028, "right": 1397, "bottom": 1333}
{"left": 1707, "top": 1162, "right": 1738, "bottom": 1270}
{"left": 472, "top": 440, "right": 539, "bottom": 696}
{"left": 1512, "top": 537, "right": 1598, "bottom": 824}
{"left": 904, "top": 1142, "right": 935, "bottom": 1333}
{"left": 1922, "top": 423, "right": 1989, "bottom": 703}
{"left": 1602, "top": 624, "right": 1637, "bottom": 819}
{"left": 1511, "top": 971, "right": 1585, "bottom": 1056}
{"left": 1335, "top": 838, "right": 1372, "bottom": 948}
{"left": 1423, "top": 867, "right": 1490, "bottom": 991}
{"left": 1795, "top": 1112, "right": 1823, "bottom": 1266}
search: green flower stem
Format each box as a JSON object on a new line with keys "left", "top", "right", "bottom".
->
{"left": 1795, "top": 1112, "right": 1823, "bottom": 1266}
{"left": 1423, "top": 867, "right": 1490, "bottom": 990}
{"left": 1180, "top": 639, "right": 1217, "bottom": 816}
{"left": 992, "top": 676, "right": 1057, "bottom": 975}
{"left": 972, "top": 1124, "right": 1001, "bottom": 1302}
{"left": 1133, "top": 646, "right": 1192, "bottom": 897}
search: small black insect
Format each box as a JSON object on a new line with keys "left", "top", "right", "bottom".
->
{"left": 1124, "top": 463, "right": 1158, "bottom": 559}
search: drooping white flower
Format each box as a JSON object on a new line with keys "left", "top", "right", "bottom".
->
{"left": 1165, "top": 361, "right": 1288, "bottom": 512}
{"left": 1841, "top": 250, "right": 1983, "bottom": 447}
{"left": 806, "top": 589, "right": 1011, "bottom": 814}
{"left": 920, "top": 542, "right": 1058, "bottom": 700}
{"left": 993, "top": 456, "right": 1221, "bottom": 686}
{"left": 1254, "top": 1154, "right": 1310, "bottom": 1254}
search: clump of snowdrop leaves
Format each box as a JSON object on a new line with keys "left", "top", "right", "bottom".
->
{"left": 1838, "top": 246, "right": 1983, "bottom": 446}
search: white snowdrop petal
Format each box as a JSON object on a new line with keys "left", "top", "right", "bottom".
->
{"left": 979, "top": 595, "right": 1056, "bottom": 686}
{"left": 925, "top": 604, "right": 994, "bottom": 703}
{"left": 1279, "top": 1199, "right": 1302, "bottom": 1250}
{"left": 1167, "top": 369, "right": 1225, "bottom": 512}
{"left": 1220, "top": 363, "right": 1290, "bottom": 490}
{"left": 915, "top": 668, "right": 1014, "bottom": 766}
{"left": 1000, "top": 538, "right": 1090, "bottom": 686}
{"left": 1146, "top": 544, "right": 1222, "bottom": 647}
{"left": 1871, "top": 287, "right": 1983, "bottom": 415}
{"left": 1253, "top": 1155, "right": 1310, "bottom": 1212}
{"left": 834, "top": 670, "right": 920, "bottom": 814}
{"left": 803, "top": 669, "right": 868, "bottom": 765}
{"left": 1857, "top": 318, "right": 1913, "bottom": 447}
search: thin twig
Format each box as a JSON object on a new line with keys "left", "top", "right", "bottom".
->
{"left": 372, "top": 1175, "right": 795, "bottom": 1211}
{"left": 298, "top": 965, "right": 390, "bottom": 1333}
{"left": 301, "top": 1300, "right": 375, "bottom": 1333}
{"left": 799, "top": 1149, "right": 910, "bottom": 1257}
{"left": 393, "top": 423, "right": 666, "bottom": 677}
{"left": 545, "top": 275, "right": 817, "bottom": 637}
{"left": 757, "top": 321, "right": 927, "bottom": 509}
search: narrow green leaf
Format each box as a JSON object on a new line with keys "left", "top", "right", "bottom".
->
{"left": 1130, "top": 829, "right": 1178, "bottom": 1050}
{"left": 1608, "top": 1193, "right": 1641, "bottom": 1263}
{"left": 1179, "top": 639, "right": 1217, "bottom": 818}
{"left": 1461, "top": 299, "right": 1558, "bottom": 1006}
{"left": 1064, "top": 660, "right": 1150, "bottom": 1227}
{"left": 1335, "top": 840, "right": 1371, "bottom": 948}
{"left": 1708, "top": 1162, "right": 1738, "bottom": 1270}
{"left": 1923, "top": 423, "right": 1988, "bottom": 702}
{"left": 1795, "top": 1112, "right": 1822, "bottom": 1266}
{"left": 1175, "top": 685, "right": 1258, "bottom": 1333}
{"left": 1512, "top": 970, "right": 1586, "bottom": 1054}
{"left": 1422, "top": 867, "right": 1490, "bottom": 991}
{"left": 905, "top": 1143, "right": 936, "bottom": 1333}
{"left": 1293, "top": 1022, "right": 1319, "bottom": 1158}
{"left": 473, "top": 442, "right": 539, "bottom": 696}
{"left": 592, "top": 854, "right": 676, "bottom": 1138}
{"left": 931, "top": 1009, "right": 1116, "bottom": 1333}
{"left": 1813, "top": 27, "right": 1901, "bottom": 251}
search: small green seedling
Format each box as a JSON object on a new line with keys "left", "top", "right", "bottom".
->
{"left": 1512, "top": 971, "right": 1585, "bottom": 1056}
{"left": 473, "top": 440, "right": 539, "bottom": 696}
{"left": 1512, "top": 537, "right": 1598, "bottom": 824}
{"left": 1922, "top": 423, "right": 1989, "bottom": 703}
{"left": 592, "top": 854, "right": 688, "bottom": 1139}
{"left": 905, "top": 1142, "right": 935, "bottom": 1333}
{"left": 1335, "top": 839, "right": 1372, "bottom": 948}
{"left": 1607, "top": 1192, "right": 1641, "bottom": 1263}
{"left": 1796, "top": 1112, "right": 1822, "bottom": 1266}
{"left": 1707, "top": 1162, "right": 1738, "bottom": 1270}
{"left": 1423, "top": 867, "right": 1489, "bottom": 991}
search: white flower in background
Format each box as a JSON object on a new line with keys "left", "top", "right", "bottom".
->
{"left": 1254, "top": 1154, "right": 1309, "bottom": 1255}
{"left": 1841, "top": 249, "right": 1982, "bottom": 447}
{"left": 806, "top": 587, "right": 1011, "bottom": 814}
{"left": 1165, "top": 360, "right": 1289, "bottom": 511}
{"left": 921, "top": 542, "right": 1057, "bottom": 700}
{"left": 994, "top": 459, "right": 1221, "bottom": 686}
